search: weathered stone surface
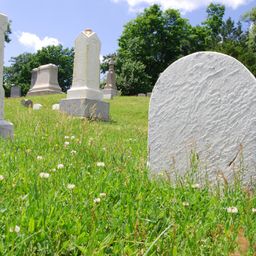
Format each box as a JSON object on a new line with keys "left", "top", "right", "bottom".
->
{"left": 0, "top": 13, "right": 13, "bottom": 139}
{"left": 60, "top": 98, "right": 109, "bottom": 121}
{"left": 0, "top": 120, "right": 13, "bottom": 138}
{"left": 148, "top": 51, "right": 256, "bottom": 184}
{"left": 10, "top": 85, "right": 21, "bottom": 98}
{"left": 103, "top": 59, "right": 117, "bottom": 99}
{"left": 60, "top": 29, "right": 109, "bottom": 121}
{"left": 27, "top": 64, "right": 62, "bottom": 96}
{"left": 103, "top": 88, "right": 116, "bottom": 99}
{"left": 103, "top": 92, "right": 113, "bottom": 100}
{"left": 30, "top": 68, "right": 37, "bottom": 89}
{"left": 66, "top": 29, "right": 103, "bottom": 101}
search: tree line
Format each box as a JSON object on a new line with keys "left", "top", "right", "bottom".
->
{"left": 4, "top": 3, "right": 256, "bottom": 96}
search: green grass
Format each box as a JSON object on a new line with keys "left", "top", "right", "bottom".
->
{"left": 0, "top": 95, "right": 255, "bottom": 255}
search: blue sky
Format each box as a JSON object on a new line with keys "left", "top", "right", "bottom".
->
{"left": 1, "top": 0, "right": 256, "bottom": 66}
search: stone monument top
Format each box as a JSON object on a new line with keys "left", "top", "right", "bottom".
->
{"left": 27, "top": 63, "right": 62, "bottom": 96}
{"left": 66, "top": 28, "right": 102, "bottom": 100}
{"left": 84, "top": 28, "right": 93, "bottom": 36}
{"left": 60, "top": 28, "right": 109, "bottom": 121}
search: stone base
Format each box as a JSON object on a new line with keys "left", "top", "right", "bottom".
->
{"left": 59, "top": 98, "right": 109, "bottom": 121}
{"left": 0, "top": 120, "right": 14, "bottom": 139}
{"left": 67, "top": 87, "right": 103, "bottom": 101}
{"left": 103, "top": 88, "right": 117, "bottom": 100}
{"left": 103, "top": 94, "right": 113, "bottom": 100}
{"left": 27, "top": 87, "right": 63, "bottom": 96}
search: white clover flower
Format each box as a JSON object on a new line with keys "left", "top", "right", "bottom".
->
{"left": 96, "top": 162, "right": 105, "bottom": 167}
{"left": 88, "top": 137, "right": 94, "bottom": 145}
{"left": 57, "top": 164, "right": 64, "bottom": 169}
{"left": 252, "top": 208, "right": 256, "bottom": 213}
{"left": 71, "top": 135, "right": 75, "bottom": 140}
{"left": 93, "top": 198, "right": 101, "bottom": 203}
{"left": 227, "top": 207, "right": 238, "bottom": 213}
{"left": 14, "top": 225, "right": 20, "bottom": 233}
{"left": 191, "top": 183, "right": 201, "bottom": 189}
{"left": 10, "top": 225, "right": 20, "bottom": 233}
{"left": 0, "top": 175, "right": 5, "bottom": 181}
{"left": 37, "top": 156, "right": 43, "bottom": 160}
{"left": 64, "top": 136, "right": 70, "bottom": 139}
{"left": 67, "top": 184, "right": 75, "bottom": 190}
{"left": 182, "top": 202, "right": 189, "bottom": 207}
{"left": 99, "top": 193, "right": 106, "bottom": 197}
{"left": 39, "top": 172, "right": 50, "bottom": 179}
{"left": 71, "top": 150, "right": 77, "bottom": 155}
{"left": 64, "top": 141, "right": 70, "bottom": 146}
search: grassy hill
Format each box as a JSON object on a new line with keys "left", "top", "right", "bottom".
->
{"left": 0, "top": 95, "right": 255, "bottom": 255}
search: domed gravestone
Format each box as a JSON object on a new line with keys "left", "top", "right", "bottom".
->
{"left": 148, "top": 52, "right": 256, "bottom": 184}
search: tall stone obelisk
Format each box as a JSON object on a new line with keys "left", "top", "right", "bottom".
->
{"left": 60, "top": 29, "right": 109, "bottom": 121}
{"left": 0, "top": 13, "right": 13, "bottom": 138}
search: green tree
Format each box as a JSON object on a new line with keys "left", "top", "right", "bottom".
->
{"left": 100, "top": 53, "right": 117, "bottom": 74}
{"left": 4, "top": 45, "right": 74, "bottom": 96}
{"left": 116, "top": 4, "right": 192, "bottom": 95}
{"left": 4, "top": 53, "right": 37, "bottom": 96}
{"left": 35, "top": 45, "right": 74, "bottom": 91}
{"left": 102, "top": 3, "right": 256, "bottom": 95}
{"left": 202, "top": 3, "right": 225, "bottom": 47}
{"left": 242, "top": 7, "right": 256, "bottom": 51}
{"left": 116, "top": 59, "right": 151, "bottom": 95}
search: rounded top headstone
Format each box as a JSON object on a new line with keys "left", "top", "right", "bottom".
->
{"left": 148, "top": 51, "right": 256, "bottom": 184}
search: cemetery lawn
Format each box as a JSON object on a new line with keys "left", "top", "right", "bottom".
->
{"left": 1, "top": 95, "right": 256, "bottom": 256}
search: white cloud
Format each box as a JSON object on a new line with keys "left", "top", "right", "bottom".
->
{"left": 112, "top": 0, "right": 252, "bottom": 13}
{"left": 17, "top": 32, "right": 60, "bottom": 52}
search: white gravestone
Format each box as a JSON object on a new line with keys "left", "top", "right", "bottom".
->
{"left": 103, "top": 59, "right": 117, "bottom": 100}
{"left": 27, "top": 64, "right": 62, "bottom": 96}
{"left": 148, "top": 51, "right": 256, "bottom": 184}
{"left": 60, "top": 29, "right": 109, "bottom": 121}
{"left": 52, "top": 104, "right": 60, "bottom": 110}
{"left": 33, "top": 103, "right": 42, "bottom": 110}
{"left": 0, "top": 13, "right": 13, "bottom": 138}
